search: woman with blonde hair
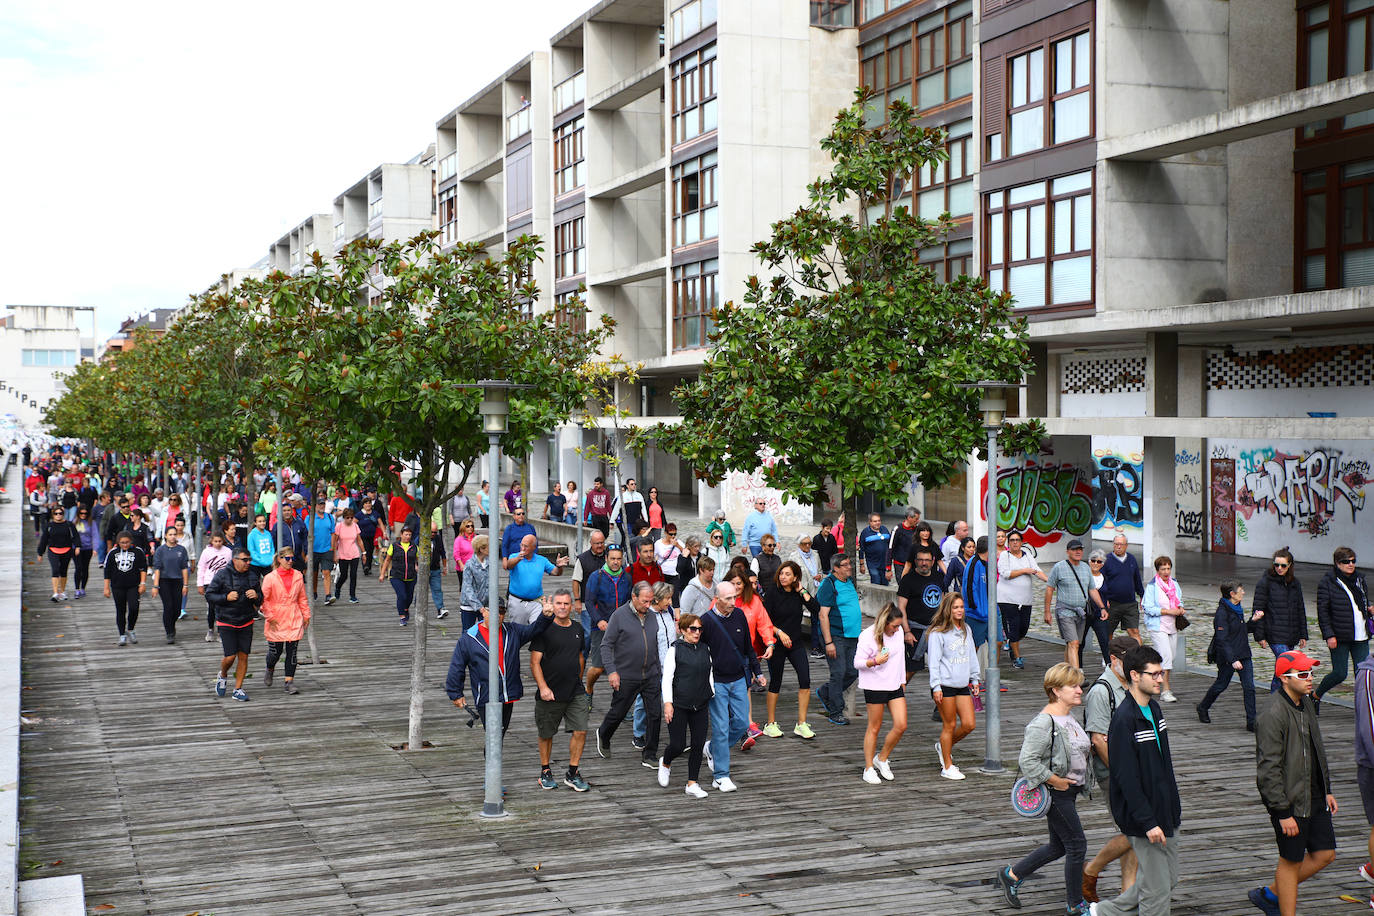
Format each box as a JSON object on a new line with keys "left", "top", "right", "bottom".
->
{"left": 261, "top": 546, "right": 311, "bottom": 695}
{"left": 856, "top": 603, "right": 908, "bottom": 784}
{"left": 928, "top": 592, "right": 981, "bottom": 779}
{"left": 995, "top": 663, "right": 1091, "bottom": 914}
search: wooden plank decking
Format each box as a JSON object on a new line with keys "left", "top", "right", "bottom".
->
{"left": 16, "top": 529, "right": 1374, "bottom": 915}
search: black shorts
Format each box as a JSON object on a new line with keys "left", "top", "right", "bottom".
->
{"left": 1268, "top": 805, "right": 1336, "bottom": 863}
{"left": 863, "top": 687, "right": 905, "bottom": 705}
{"left": 47, "top": 551, "right": 73, "bottom": 576}
{"left": 219, "top": 624, "right": 254, "bottom": 657}
{"left": 933, "top": 684, "right": 971, "bottom": 698}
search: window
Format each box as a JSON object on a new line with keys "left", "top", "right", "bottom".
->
{"left": 1296, "top": 158, "right": 1374, "bottom": 290}
{"left": 860, "top": 0, "right": 909, "bottom": 21}
{"left": 506, "top": 102, "right": 531, "bottom": 142}
{"left": 672, "top": 151, "right": 718, "bottom": 247}
{"left": 672, "top": 258, "right": 718, "bottom": 350}
{"left": 991, "top": 29, "right": 1091, "bottom": 162}
{"left": 984, "top": 170, "right": 1093, "bottom": 309}
{"left": 671, "top": 0, "right": 717, "bottom": 43}
{"left": 553, "top": 72, "right": 585, "bottom": 113}
{"left": 22, "top": 350, "right": 77, "bottom": 368}
{"left": 554, "top": 117, "right": 586, "bottom": 196}
{"left": 918, "top": 238, "right": 974, "bottom": 282}
{"left": 672, "top": 43, "right": 718, "bottom": 145}
{"left": 554, "top": 217, "right": 586, "bottom": 280}
{"left": 1299, "top": 1, "right": 1374, "bottom": 138}
{"left": 811, "top": 0, "right": 853, "bottom": 26}
{"left": 915, "top": 119, "right": 974, "bottom": 219}
{"left": 915, "top": 2, "right": 972, "bottom": 111}
{"left": 368, "top": 196, "right": 384, "bottom": 221}
{"left": 333, "top": 221, "right": 345, "bottom": 242}
{"left": 439, "top": 187, "right": 458, "bottom": 245}
{"left": 861, "top": 27, "right": 912, "bottom": 123}
{"left": 507, "top": 145, "right": 533, "bottom": 218}
{"left": 439, "top": 152, "right": 457, "bottom": 182}
{"left": 554, "top": 291, "right": 587, "bottom": 334}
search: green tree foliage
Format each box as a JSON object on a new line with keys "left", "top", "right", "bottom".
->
{"left": 638, "top": 89, "right": 1036, "bottom": 550}
{"left": 46, "top": 327, "right": 166, "bottom": 454}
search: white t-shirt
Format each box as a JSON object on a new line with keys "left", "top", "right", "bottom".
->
{"left": 997, "top": 549, "right": 1038, "bottom": 606}
{"left": 940, "top": 535, "right": 961, "bottom": 564}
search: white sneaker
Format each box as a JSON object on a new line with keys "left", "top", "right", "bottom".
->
{"left": 1161, "top": 690, "right": 1178, "bottom": 703}
{"left": 862, "top": 767, "right": 881, "bottom": 785}
{"left": 936, "top": 741, "right": 946, "bottom": 770}
{"left": 874, "top": 757, "right": 894, "bottom": 781}
{"left": 704, "top": 746, "right": 714, "bottom": 772}
{"left": 940, "top": 766, "right": 966, "bottom": 781}
{"left": 58, "top": 592, "right": 68, "bottom": 600}
{"left": 657, "top": 759, "right": 670, "bottom": 788}
{"left": 685, "top": 783, "right": 708, "bottom": 799}
{"left": 117, "top": 634, "right": 127, "bottom": 646}
{"left": 711, "top": 776, "right": 738, "bottom": 793}
{"left": 127, "top": 630, "right": 138, "bottom": 644}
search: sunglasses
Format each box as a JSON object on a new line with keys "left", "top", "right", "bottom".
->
{"left": 1274, "top": 562, "right": 1290, "bottom": 569}
{"left": 1340, "top": 558, "right": 1358, "bottom": 565}
{"left": 1284, "top": 670, "right": 1313, "bottom": 680}
{"left": 685, "top": 625, "right": 702, "bottom": 632}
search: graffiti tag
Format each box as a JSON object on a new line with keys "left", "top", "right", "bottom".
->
{"left": 1176, "top": 473, "right": 1203, "bottom": 497}
{"left": 981, "top": 462, "right": 1093, "bottom": 548}
{"left": 1091, "top": 450, "right": 1144, "bottom": 531}
{"left": 1176, "top": 508, "right": 1204, "bottom": 540}
{"left": 1176, "top": 448, "right": 1201, "bottom": 467}
{"left": 1236, "top": 446, "right": 1367, "bottom": 532}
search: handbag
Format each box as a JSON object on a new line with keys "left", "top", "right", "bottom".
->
{"left": 1011, "top": 716, "right": 1056, "bottom": 818}
{"left": 1175, "top": 613, "right": 1191, "bottom": 631}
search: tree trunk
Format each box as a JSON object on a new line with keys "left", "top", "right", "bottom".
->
{"left": 842, "top": 486, "right": 860, "bottom": 571}
{"left": 407, "top": 506, "right": 435, "bottom": 750}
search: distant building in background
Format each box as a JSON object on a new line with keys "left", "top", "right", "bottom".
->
{"left": 98, "top": 307, "right": 180, "bottom": 359}
{"left": 0, "top": 305, "right": 96, "bottom": 428}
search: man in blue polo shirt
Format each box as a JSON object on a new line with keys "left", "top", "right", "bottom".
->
{"left": 815, "top": 553, "right": 862, "bottom": 725}
{"left": 309, "top": 500, "right": 336, "bottom": 603}
{"left": 504, "top": 534, "right": 569, "bottom": 624}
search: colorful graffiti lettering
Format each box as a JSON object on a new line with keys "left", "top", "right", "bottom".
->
{"left": 1238, "top": 447, "right": 1277, "bottom": 475}
{"left": 980, "top": 462, "right": 1093, "bottom": 548}
{"left": 1236, "top": 446, "right": 1368, "bottom": 532}
{"left": 1091, "top": 449, "right": 1144, "bottom": 532}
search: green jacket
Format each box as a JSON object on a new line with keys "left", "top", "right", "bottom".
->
{"left": 1018, "top": 712, "right": 1095, "bottom": 800}
{"left": 705, "top": 520, "right": 736, "bottom": 551}
{"left": 1255, "top": 688, "right": 1330, "bottom": 818}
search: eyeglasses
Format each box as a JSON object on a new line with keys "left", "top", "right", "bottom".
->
{"left": 834, "top": 560, "right": 851, "bottom": 567}
{"left": 711, "top": 535, "right": 722, "bottom": 540}
{"left": 1284, "top": 670, "right": 1313, "bottom": 680}
{"left": 1141, "top": 670, "right": 1166, "bottom": 679}
{"left": 685, "top": 625, "right": 702, "bottom": 632}
{"left": 1273, "top": 562, "right": 1290, "bottom": 569}
{"left": 1339, "top": 558, "right": 1358, "bottom": 565}
{"left": 1090, "top": 559, "right": 1104, "bottom": 564}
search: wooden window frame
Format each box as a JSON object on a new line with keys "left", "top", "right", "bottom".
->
{"left": 1297, "top": 0, "right": 1374, "bottom": 143}
{"left": 1295, "top": 158, "right": 1374, "bottom": 290}
{"left": 554, "top": 217, "right": 586, "bottom": 281}
{"left": 554, "top": 117, "right": 586, "bottom": 197}
{"left": 671, "top": 258, "right": 719, "bottom": 351}
{"left": 672, "top": 151, "right": 719, "bottom": 248}
{"left": 671, "top": 43, "right": 718, "bottom": 147}
{"left": 984, "top": 170, "right": 1094, "bottom": 310}
{"left": 986, "top": 25, "right": 1093, "bottom": 164}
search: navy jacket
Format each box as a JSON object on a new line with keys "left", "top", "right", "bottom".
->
{"left": 585, "top": 568, "right": 633, "bottom": 626}
{"left": 445, "top": 613, "right": 553, "bottom": 707}
{"left": 1101, "top": 552, "right": 1146, "bottom": 604}
{"left": 698, "top": 606, "right": 760, "bottom": 683}
{"left": 1211, "top": 598, "right": 1254, "bottom": 667}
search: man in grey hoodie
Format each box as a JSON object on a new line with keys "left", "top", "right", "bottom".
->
{"left": 594, "top": 581, "right": 662, "bottom": 768}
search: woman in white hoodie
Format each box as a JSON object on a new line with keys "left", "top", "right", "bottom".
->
{"left": 928, "top": 592, "right": 981, "bottom": 780}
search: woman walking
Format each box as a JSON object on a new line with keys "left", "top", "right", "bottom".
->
{"left": 459, "top": 535, "right": 490, "bottom": 632}
{"left": 1315, "top": 544, "right": 1371, "bottom": 705}
{"left": 261, "top": 547, "right": 311, "bottom": 695}
{"left": 246, "top": 513, "right": 275, "bottom": 578}
{"left": 332, "top": 506, "right": 364, "bottom": 604}
{"left": 761, "top": 561, "right": 818, "bottom": 739}
{"left": 751, "top": 535, "right": 782, "bottom": 597}
{"left": 658, "top": 613, "right": 715, "bottom": 798}
{"left": 73, "top": 504, "right": 98, "bottom": 598}
{"left": 379, "top": 526, "right": 420, "bottom": 626}
{"left": 645, "top": 486, "right": 667, "bottom": 540}
{"left": 929, "top": 593, "right": 980, "bottom": 779}
{"left": 1140, "top": 556, "right": 1185, "bottom": 702}
{"left": 998, "top": 531, "right": 1047, "bottom": 670}
{"left": 29, "top": 481, "right": 49, "bottom": 534}
{"left": 654, "top": 524, "right": 685, "bottom": 593}
{"left": 943, "top": 537, "right": 976, "bottom": 595}
{"left": 102, "top": 531, "right": 147, "bottom": 646}
{"left": 704, "top": 528, "right": 730, "bottom": 569}
{"left": 1252, "top": 548, "right": 1307, "bottom": 692}
{"left": 197, "top": 531, "right": 233, "bottom": 642}
{"left": 150, "top": 529, "right": 190, "bottom": 643}
{"left": 452, "top": 516, "right": 476, "bottom": 596}
{"left": 37, "top": 504, "right": 79, "bottom": 601}
{"left": 563, "top": 481, "right": 579, "bottom": 524}
{"left": 1196, "top": 579, "right": 1258, "bottom": 730}
{"left": 857, "top": 603, "right": 909, "bottom": 784}
{"left": 994, "top": 663, "right": 1092, "bottom": 915}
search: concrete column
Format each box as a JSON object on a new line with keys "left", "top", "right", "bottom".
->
{"left": 530, "top": 438, "right": 550, "bottom": 494}
{"left": 1046, "top": 352, "right": 1062, "bottom": 418}
{"left": 1143, "top": 436, "right": 1177, "bottom": 564}
{"left": 1145, "top": 332, "right": 1179, "bottom": 417}
{"left": 1025, "top": 342, "right": 1049, "bottom": 418}
{"left": 967, "top": 452, "right": 988, "bottom": 539}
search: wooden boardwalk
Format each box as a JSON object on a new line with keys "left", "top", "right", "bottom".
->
{"left": 16, "top": 530, "right": 1374, "bottom": 915}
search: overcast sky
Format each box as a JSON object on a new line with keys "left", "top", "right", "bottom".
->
{"left": 0, "top": 0, "right": 576, "bottom": 339}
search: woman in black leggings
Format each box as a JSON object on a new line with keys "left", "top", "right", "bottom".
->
{"left": 761, "top": 561, "right": 819, "bottom": 739}
{"left": 658, "top": 613, "right": 714, "bottom": 799}
{"left": 37, "top": 505, "right": 79, "bottom": 601}
{"left": 102, "top": 532, "right": 148, "bottom": 646}
{"left": 73, "top": 505, "right": 98, "bottom": 598}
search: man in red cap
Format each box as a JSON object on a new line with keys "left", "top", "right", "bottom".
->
{"left": 1249, "top": 650, "right": 1335, "bottom": 916}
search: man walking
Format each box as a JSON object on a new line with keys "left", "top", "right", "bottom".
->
{"left": 500, "top": 506, "right": 537, "bottom": 560}
{"left": 1248, "top": 650, "right": 1335, "bottom": 916}
{"left": 742, "top": 498, "right": 778, "bottom": 558}
{"left": 816, "top": 553, "right": 862, "bottom": 725}
{"left": 1091, "top": 645, "right": 1181, "bottom": 916}
{"left": 503, "top": 534, "right": 569, "bottom": 624}
{"left": 1082, "top": 636, "right": 1140, "bottom": 905}
{"left": 1101, "top": 534, "right": 1145, "bottom": 643}
{"left": 896, "top": 545, "right": 942, "bottom": 683}
{"left": 1046, "top": 539, "right": 1103, "bottom": 669}
{"left": 583, "top": 477, "right": 614, "bottom": 539}
{"left": 679, "top": 555, "right": 717, "bottom": 620}
{"left": 206, "top": 549, "right": 264, "bottom": 702}
{"left": 857, "top": 513, "right": 892, "bottom": 585}
{"left": 310, "top": 499, "right": 336, "bottom": 603}
{"left": 888, "top": 507, "right": 920, "bottom": 583}
{"left": 570, "top": 528, "right": 607, "bottom": 634}
{"left": 594, "top": 581, "right": 663, "bottom": 769}
{"left": 583, "top": 545, "right": 632, "bottom": 707}
{"left": 530, "top": 588, "right": 591, "bottom": 792}
{"left": 941, "top": 520, "right": 969, "bottom": 566}
{"left": 698, "top": 580, "right": 764, "bottom": 792}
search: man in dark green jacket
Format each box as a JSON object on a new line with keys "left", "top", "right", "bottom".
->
{"left": 1248, "top": 650, "right": 1336, "bottom": 916}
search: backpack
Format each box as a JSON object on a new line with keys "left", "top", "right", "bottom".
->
{"left": 1079, "top": 678, "right": 1117, "bottom": 729}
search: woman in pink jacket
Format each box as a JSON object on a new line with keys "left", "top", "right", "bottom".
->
{"left": 261, "top": 547, "right": 311, "bottom": 695}
{"left": 856, "top": 603, "right": 909, "bottom": 785}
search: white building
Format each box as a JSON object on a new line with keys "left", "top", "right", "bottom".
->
{"left": 0, "top": 305, "right": 95, "bottom": 429}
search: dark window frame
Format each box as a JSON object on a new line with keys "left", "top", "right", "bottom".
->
{"left": 671, "top": 257, "right": 719, "bottom": 351}
{"left": 671, "top": 43, "right": 718, "bottom": 147}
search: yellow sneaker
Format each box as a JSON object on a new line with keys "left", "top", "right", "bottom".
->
{"left": 793, "top": 722, "right": 816, "bottom": 740}
{"left": 761, "top": 721, "right": 784, "bottom": 738}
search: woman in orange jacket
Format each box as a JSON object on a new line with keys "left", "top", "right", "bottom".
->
{"left": 723, "top": 566, "right": 775, "bottom": 741}
{"left": 261, "top": 547, "right": 311, "bottom": 695}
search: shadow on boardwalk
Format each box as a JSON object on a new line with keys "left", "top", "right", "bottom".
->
{"left": 15, "top": 527, "right": 1374, "bottom": 915}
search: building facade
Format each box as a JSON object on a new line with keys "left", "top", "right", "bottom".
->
{"left": 0, "top": 306, "right": 95, "bottom": 428}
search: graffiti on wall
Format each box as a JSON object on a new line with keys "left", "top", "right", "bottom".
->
{"left": 980, "top": 461, "right": 1093, "bottom": 548}
{"left": 1234, "top": 447, "right": 1369, "bottom": 537}
{"left": 721, "top": 449, "right": 813, "bottom": 524}
{"left": 1175, "top": 443, "right": 1204, "bottom": 541}
{"left": 1090, "top": 446, "right": 1144, "bottom": 535}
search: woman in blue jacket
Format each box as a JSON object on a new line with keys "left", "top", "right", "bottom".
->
{"left": 446, "top": 597, "right": 555, "bottom": 735}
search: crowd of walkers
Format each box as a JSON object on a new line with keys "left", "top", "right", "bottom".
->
{"left": 24, "top": 442, "right": 1374, "bottom": 914}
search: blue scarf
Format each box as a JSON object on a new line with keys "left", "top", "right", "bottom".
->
{"left": 1223, "top": 597, "right": 1244, "bottom": 618}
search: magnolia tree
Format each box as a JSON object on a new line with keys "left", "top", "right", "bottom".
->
{"left": 254, "top": 231, "right": 612, "bottom": 749}
{"left": 637, "top": 90, "right": 1039, "bottom": 551}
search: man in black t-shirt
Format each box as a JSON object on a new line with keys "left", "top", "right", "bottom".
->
{"left": 896, "top": 545, "right": 944, "bottom": 682}
{"left": 531, "top": 588, "right": 590, "bottom": 792}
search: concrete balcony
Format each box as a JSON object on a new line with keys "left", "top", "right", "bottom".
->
{"left": 459, "top": 151, "right": 503, "bottom": 183}
{"left": 588, "top": 255, "right": 668, "bottom": 287}
{"left": 587, "top": 156, "right": 666, "bottom": 199}
{"left": 588, "top": 59, "right": 664, "bottom": 111}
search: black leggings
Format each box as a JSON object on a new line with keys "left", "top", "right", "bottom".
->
{"left": 206, "top": 595, "right": 217, "bottom": 631}
{"left": 266, "top": 640, "right": 300, "bottom": 678}
{"left": 46, "top": 551, "right": 72, "bottom": 577}
{"left": 334, "top": 558, "right": 360, "bottom": 599}
{"left": 73, "top": 550, "right": 93, "bottom": 590}
{"left": 767, "top": 642, "right": 812, "bottom": 693}
{"left": 1012, "top": 786, "right": 1087, "bottom": 909}
{"left": 112, "top": 586, "right": 140, "bottom": 634}
{"left": 159, "top": 578, "right": 183, "bottom": 635}
{"left": 478, "top": 702, "right": 514, "bottom": 735}
{"left": 662, "top": 704, "right": 710, "bottom": 782}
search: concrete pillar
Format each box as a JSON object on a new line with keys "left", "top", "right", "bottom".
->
{"left": 1145, "top": 332, "right": 1179, "bottom": 417}
{"left": 1046, "top": 352, "right": 1062, "bottom": 418}
{"left": 967, "top": 452, "right": 988, "bottom": 539}
{"left": 1144, "top": 436, "right": 1177, "bottom": 564}
{"left": 1025, "top": 342, "right": 1049, "bottom": 418}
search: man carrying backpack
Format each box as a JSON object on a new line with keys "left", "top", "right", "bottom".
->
{"left": 1082, "top": 635, "right": 1139, "bottom": 904}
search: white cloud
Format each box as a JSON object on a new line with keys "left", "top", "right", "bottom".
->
{"left": 0, "top": 0, "right": 579, "bottom": 338}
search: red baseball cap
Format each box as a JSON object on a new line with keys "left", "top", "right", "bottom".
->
{"left": 1275, "top": 650, "right": 1322, "bottom": 678}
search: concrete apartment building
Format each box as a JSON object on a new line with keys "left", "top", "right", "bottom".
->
{"left": 0, "top": 306, "right": 95, "bottom": 428}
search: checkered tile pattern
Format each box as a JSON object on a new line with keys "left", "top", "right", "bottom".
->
{"left": 1207, "top": 343, "right": 1374, "bottom": 390}
{"left": 1060, "top": 355, "right": 1145, "bottom": 394}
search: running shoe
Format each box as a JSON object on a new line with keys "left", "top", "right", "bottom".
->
{"left": 232, "top": 688, "right": 249, "bottom": 702}
{"left": 538, "top": 770, "right": 557, "bottom": 790}
{"left": 1246, "top": 886, "right": 1279, "bottom": 916}
{"left": 204, "top": 630, "right": 214, "bottom": 642}
{"left": 995, "top": 866, "right": 1022, "bottom": 909}
{"left": 631, "top": 735, "right": 646, "bottom": 750}
{"left": 164, "top": 635, "right": 175, "bottom": 645}
{"left": 399, "top": 618, "right": 409, "bottom": 627}
{"left": 640, "top": 758, "right": 657, "bottom": 770}
{"left": 178, "top": 610, "right": 187, "bottom": 620}
{"left": 436, "top": 608, "right": 450, "bottom": 619}
{"left": 761, "top": 722, "right": 783, "bottom": 738}
{"left": 117, "top": 634, "right": 127, "bottom": 647}
{"left": 58, "top": 592, "right": 68, "bottom": 601}
{"left": 1360, "top": 862, "right": 1374, "bottom": 885}
{"left": 1161, "top": 690, "right": 1178, "bottom": 703}
{"left": 348, "top": 597, "right": 359, "bottom": 604}
{"left": 324, "top": 595, "right": 336, "bottom": 606}
{"left": 596, "top": 729, "right": 610, "bottom": 759}
{"left": 740, "top": 735, "right": 756, "bottom": 752}
{"left": 127, "top": 630, "right": 138, "bottom": 644}
{"left": 862, "top": 767, "right": 881, "bottom": 785}
{"left": 940, "top": 765, "right": 966, "bottom": 780}
{"left": 49, "top": 594, "right": 58, "bottom": 603}
{"left": 703, "top": 745, "right": 714, "bottom": 772}
{"left": 215, "top": 677, "right": 226, "bottom": 697}
{"left": 283, "top": 682, "right": 299, "bottom": 695}
{"left": 793, "top": 722, "right": 816, "bottom": 740}
{"left": 874, "top": 757, "right": 894, "bottom": 781}
{"left": 1013, "top": 657, "right": 1025, "bottom": 669}
{"left": 747, "top": 721, "right": 764, "bottom": 739}
{"left": 563, "top": 771, "right": 589, "bottom": 792}
{"left": 826, "top": 712, "right": 849, "bottom": 726}
{"left": 657, "top": 759, "right": 670, "bottom": 787}
{"left": 711, "top": 777, "right": 738, "bottom": 793}
{"left": 1066, "top": 902, "right": 1091, "bottom": 915}
{"left": 685, "top": 783, "right": 708, "bottom": 798}
{"left": 264, "top": 668, "right": 274, "bottom": 688}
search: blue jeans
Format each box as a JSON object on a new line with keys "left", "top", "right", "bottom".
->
{"left": 580, "top": 608, "right": 593, "bottom": 638}
{"left": 429, "top": 569, "right": 445, "bottom": 612}
{"left": 390, "top": 578, "right": 416, "bottom": 618}
{"left": 562, "top": 512, "right": 577, "bottom": 524}
{"left": 867, "top": 565, "right": 888, "bottom": 585}
{"left": 709, "top": 677, "right": 750, "bottom": 780}
{"left": 1267, "top": 644, "right": 1289, "bottom": 693}
{"left": 968, "top": 617, "right": 988, "bottom": 649}
{"left": 1317, "top": 639, "right": 1370, "bottom": 698}
{"left": 1200, "top": 656, "right": 1257, "bottom": 725}
{"left": 749, "top": 545, "right": 762, "bottom": 557}
{"left": 819, "top": 635, "right": 859, "bottom": 717}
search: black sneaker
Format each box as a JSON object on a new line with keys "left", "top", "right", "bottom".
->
{"left": 631, "top": 735, "right": 646, "bottom": 750}
{"left": 1196, "top": 703, "right": 1211, "bottom": 724}
{"left": 596, "top": 729, "right": 610, "bottom": 759}
{"left": 996, "top": 866, "right": 1022, "bottom": 909}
